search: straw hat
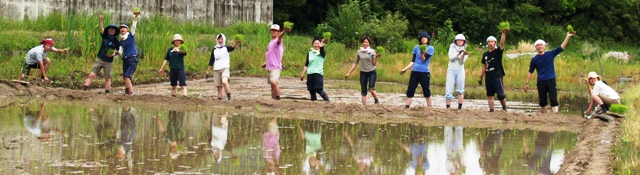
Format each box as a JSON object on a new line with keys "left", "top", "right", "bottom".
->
{"left": 172, "top": 34, "right": 184, "bottom": 44}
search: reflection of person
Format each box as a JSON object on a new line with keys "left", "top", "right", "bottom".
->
{"left": 524, "top": 132, "right": 554, "bottom": 174}
{"left": 263, "top": 118, "right": 281, "bottom": 174}
{"left": 401, "top": 32, "right": 435, "bottom": 108}
{"left": 445, "top": 34, "right": 470, "bottom": 109}
{"left": 210, "top": 112, "right": 229, "bottom": 164}
{"left": 157, "top": 34, "right": 188, "bottom": 97}
{"left": 206, "top": 34, "right": 240, "bottom": 100}
{"left": 344, "top": 124, "right": 376, "bottom": 174}
{"left": 156, "top": 110, "right": 185, "bottom": 159}
{"left": 262, "top": 24, "right": 290, "bottom": 100}
{"left": 19, "top": 39, "right": 69, "bottom": 82}
{"left": 583, "top": 71, "right": 621, "bottom": 114}
{"left": 479, "top": 29, "right": 508, "bottom": 112}
{"left": 116, "top": 107, "right": 136, "bottom": 169}
{"left": 398, "top": 127, "right": 429, "bottom": 175}
{"left": 479, "top": 130, "right": 503, "bottom": 175}
{"left": 83, "top": 15, "right": 120, "bottom": 93}
{"left": 345, "top": 36, "right": 381, "bottom": 105}
{"left": 300, "top": 37, "right": 330, "bottom": 102}
{"left": 524, "top": 32, "right": 575, "bottom": 113}
{"left": 445, "top": 126, "right": 464, "bottom": 174}
{"left": 298, "top": 121, "right": 323, "bottom": 173}
{"left": 23, "top": 103, "right": 64, "bottom": 142}
{"left": 119, "top": 13, "right": 141, "bottom": 95}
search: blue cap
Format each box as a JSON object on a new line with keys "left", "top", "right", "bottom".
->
{"left": 119, "top": 24, "right": 129, "bottom": 29}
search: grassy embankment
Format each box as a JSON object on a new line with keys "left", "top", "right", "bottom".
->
{"left": 0, "top": 13, "right": 638, "bottom": 104}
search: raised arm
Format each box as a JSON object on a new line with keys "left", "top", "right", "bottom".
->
{"left": 99, "top": 15, "right": 105, "bottom": 35}
{"left": 561, "top": 32, "right": 575, "bottom": 49}
{"left": 499, "top": 29, "right": 508, "bottom": 50}
{"left": 131, "top": 14, "right": 139, "bottom": 35}
{"left": 276, "top": 28, "right": 289, "bottom": 44}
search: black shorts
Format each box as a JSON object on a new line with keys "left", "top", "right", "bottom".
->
{"left": 170, "top": 69, "right": 187, "bottom": 86}
{"left": 306, "top": 73, "right": 324, "bottom": 90}
{"left": 537, "top": 78, "right": 558, "bottom": 107}
{"left": 406, "top": 71, "right": 431, "bottom": 98}
{"left": 21, "top": 62, "right": 40, "bottom": 75}
{"left": 485, "top": 76, "right": 506, "bottom": 100}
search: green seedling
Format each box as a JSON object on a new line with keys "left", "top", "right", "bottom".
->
{"left": 133, "top": 7, "right": 141, "bottom": 13}
{"left": 376, "top": 46, "right": 385, "bottom": 55}
{"left": 567, "top": 25, "right": 575, "bottom": 34}
{"left": 498, "top": 21, "right": 510, "bottom": 30}
{"left": 322, "top": 32, "right": 332, "bottom": 39}
{"left": 609, "top": 104, "right": 628, "bottom": 114}
{"left": 234, "top": 34, "right": 245, "bottom": 42}
{"left": 419, "top": 45, "right": 427, "bottom": 52}
{"left": 283, "top": 21, "right": 294, "bottom": 29}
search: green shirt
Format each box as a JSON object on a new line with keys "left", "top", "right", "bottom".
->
{"left": 305, "top": 47, "right": 326, "bottom": 75}
{"left": 165, "top": 47, "right": 187, "bottom": 69}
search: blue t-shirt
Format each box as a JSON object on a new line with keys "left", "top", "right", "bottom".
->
{"left": 411, "top": 45, "right": 434, "bottom": 73}
{"left": 528, "top": 46, "right": 564, "bottom": 81}
{"left": 120, "top": 32, "right": 138, "bottom": 58}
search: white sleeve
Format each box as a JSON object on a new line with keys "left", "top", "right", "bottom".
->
{"left": 131, "top": 21, "right": 137, "bottom": 35}
{"left": 448, "top": 46, "right": 459, "bottom": 61}
{"left": 591, "top": 83, "right": 602, "bottom": 96}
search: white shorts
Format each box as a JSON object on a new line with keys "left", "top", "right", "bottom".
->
{"left": 267, "top": 69, "right": 281, "bottom": 84}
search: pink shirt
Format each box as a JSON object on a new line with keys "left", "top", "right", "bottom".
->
{"left": 265, "top": 39, "right": 284, "bottom": 70}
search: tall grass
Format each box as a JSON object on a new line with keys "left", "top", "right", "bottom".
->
{"left": 0, "top": 12, "right": 638, "bottom": 96}
{"left": 613, "top": 83, "right": 640, "bottom": 174}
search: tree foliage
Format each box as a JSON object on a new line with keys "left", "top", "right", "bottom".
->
{"left": 275, "top": 0, "right": 640, "bottom": 45}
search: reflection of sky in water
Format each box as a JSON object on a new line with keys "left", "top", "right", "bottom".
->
{"left": 0, "top": 103, "right": 576, "bottom": 175}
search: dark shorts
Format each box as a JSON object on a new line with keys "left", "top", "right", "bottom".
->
{"left": 21, "top": 62, "right": 40, "bottom": 75}
{"left": 122, "top": 56, "right": 138, "bottom": 78}
{"left": 359, "top": 70, "right": 377, "bottom": 96}
{"left": 537, "top": 78, "right": 559, "bottom": 107}
{"left": 170, "top": 69, "right": 187, "bottom": 86}
{"left": 406, "top": 71, "right": 431, "bottom": 98}
{"left": 485, "top": 76, "right": 506, "bottom": 100}
{"left": 306, "top": 73, "right": 324, "bottom": 90}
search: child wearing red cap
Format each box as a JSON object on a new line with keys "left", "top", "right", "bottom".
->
{"left": 19, "top": 38, "right": 68, "bottom": 82}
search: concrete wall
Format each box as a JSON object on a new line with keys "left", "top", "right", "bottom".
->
{"left": 0, "top": 0, "right": 273, "bottom": 27}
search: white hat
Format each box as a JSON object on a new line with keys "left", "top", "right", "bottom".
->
{"left": 270, "top": 24, "right": 280, "bottom": 31}
{"left": 534, "top": 39, "right": 546, "bottom": 46}
{"left": 587, "top": 71, "right": 600, "bottom": 79}
{"left": 486, "top": 36, "right": 497, "bottom": 42}
{"left": 455, "top": 34, "right": 466, "bottom": 41}
{"left": 172, "top": 34, "right": 184, "bottom": 44}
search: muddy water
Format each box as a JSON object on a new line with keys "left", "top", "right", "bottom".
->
{"left": 0, "top": 103, "right": 577, "bottom": 174}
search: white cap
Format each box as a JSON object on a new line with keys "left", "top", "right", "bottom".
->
{"left": 534, "top": 39, "right": 546, "bottom": 46}
{"left": 455, "top": 34, "right": 466, "bottom": 41}
{"left": 270, "top": 24, "right": 280, "bottom": 31}
{"left": 486, "top": 36, "right": 497, "bottom": 42}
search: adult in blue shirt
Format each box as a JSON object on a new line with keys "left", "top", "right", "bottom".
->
{"left": 401, "top": 32, "right": 434, "bottom": 108}
{"left": 119, "top": 13, "right": 140, "bottom": 95}
{"left": 524, "top": 32, "right": 575, "bottom": 113}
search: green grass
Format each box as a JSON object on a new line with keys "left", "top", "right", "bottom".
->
{"left": 1, "top": 12, "right": 638, "bottom": 96}
{"left": 613, "top": 83, "right": 640, "bottom": 174}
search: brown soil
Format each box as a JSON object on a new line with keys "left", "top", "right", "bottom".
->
{"left": 0, "top": 77, "right": 619, "bottom": 174}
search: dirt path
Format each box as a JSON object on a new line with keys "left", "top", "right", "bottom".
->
{"left": 0, "top": 77, "right": 618, "bottom": 174}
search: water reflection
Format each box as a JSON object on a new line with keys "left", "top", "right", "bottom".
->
{"left": 0, "top": 103, "right": 578, "bottom": 174}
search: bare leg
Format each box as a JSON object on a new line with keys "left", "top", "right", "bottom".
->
{"left": 488, "top": 96, "right": 495, "bottom": 111}
{"left": 270, "top": 81, "right": 280, "bottom": 99}
{"left": 171, "top": 86, "right": 177, "bottom": 96}
{"left": 361, "top": 96, "right": 367, "bottom": 105}
{"left": 84, "top": 72, "right": 97, "bottom": 87}
{"left": 181, "top": 86, "right": 187, "bottom": 96}
{"left": 124, "top": 77, "right": 133, "bottom": 94}
{"left": 222, "top": 78, "right": 231, "bottom": 94}
{"left": 19, "top": 74, "right": 26, "bottom": 80}
{"left": 540, "top": 106, "right": 548, "bottom": 113}
{"left": 551, "top": 106, "right": 559, "bottom": 114}
{"left": 217, "top": 86, "right": 224, "bottom": 99}
{"left": 43, "top": 58, "right": 51, "bottom": 73}
{"left": 500, "top": 99, "right": 507, "bottom": 111}
{"left": 425, "top": 97, "right": 432, "bottom": 107}
{"left": 370, "top": 90, "right": 379, "bottom": 103}
{"left": 405, "top": 97, "right": 413, "bottom": 108}
{"left": 105, "top": 78, "right": 111, "bottom": 91}
{"left": 457, "top": 94, "right": 464, "bottom": 105}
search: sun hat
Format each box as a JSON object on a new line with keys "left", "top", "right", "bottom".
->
{"left": 105, "top": 24, "right": 119, "bottom": 33}
{"left": 534, "top": 39, "right": 547, "bottom": 46}
{"left": 172, "top": 34, "right": 184, "bottom": 44}
{"left": 455, "top": 34, "right": 466, "bottom": 41}
{"left": 270, "top": 24, "right": 280, "bottom": 31}
{"left": 40, "top": 38, "right": 54, "bottom": 46}
{"left": 587, "top": 71, "right": 600, "bottom": 79}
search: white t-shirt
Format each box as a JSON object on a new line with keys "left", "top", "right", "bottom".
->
{"left": 592, "top": 81, "right": 620, "bottom": 99}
